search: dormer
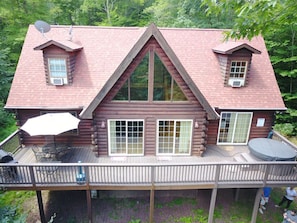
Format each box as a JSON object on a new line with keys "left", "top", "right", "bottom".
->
{"left": 213, "top": 42, "right": 261, "bottom": 88}
{"left": 34, "top": 40, "right": 83, "bottom": 86}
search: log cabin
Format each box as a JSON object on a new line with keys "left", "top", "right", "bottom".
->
{"left": 5, "top": 23, "right": 286, "bottom": 158}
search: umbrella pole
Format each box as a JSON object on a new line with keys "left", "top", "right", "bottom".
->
{"left": 53, "top": 135, "right": 56, "bottom": 149}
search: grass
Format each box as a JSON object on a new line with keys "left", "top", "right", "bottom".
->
{"left": 0, "top": 190, "right": 35, "bottom": 222}
{"left": 0, "top": 187, "right": 295, "bottom": 222}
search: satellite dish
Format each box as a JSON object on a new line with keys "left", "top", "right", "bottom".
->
{"left": 34, "top": 20, "right": 51, "bottom": 34}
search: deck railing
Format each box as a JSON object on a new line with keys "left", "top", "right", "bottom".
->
{"left": 1, "top": 161, "right": 296, "bottom": 190}
{"left": 272, "top": 130, "right": 297, "bottom": 151}
{"left": 0, "top": 130, "right": 21, "bottom": 154}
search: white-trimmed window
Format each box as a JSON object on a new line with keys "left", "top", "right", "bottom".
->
{"left": 108, "top": 120, "right": 144, "bottom": 156}
{"left": 217, "top": 112, "right": 252, "bottom": 145}
{"left": 48, "top": 58, "right": 68, "bottom": 85}
{"left": 157, "top": 120, "right": 192, "bottom": 155}
{"left": 228, "top": 61, "right": 247, "bottom": 87}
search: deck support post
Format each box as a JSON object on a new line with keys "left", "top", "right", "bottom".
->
{"left": 149, "top": 189, "right": 155, "bottom": 223}
{"left": 251, "top": 188, "right": 262, "bottom": 223}
{"left": 208, "top": 188, "right": 217, "bottom": 223}
{"left": 86, "top": 190, "right": 92, "bottom": 223}
{"left": 36, "top": 190, "right": 46, "bottom": 223}
{"left": 235, "top": 188, "right": 240, "bottom": 201}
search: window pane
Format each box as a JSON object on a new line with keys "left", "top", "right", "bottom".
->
{"left": 49, "top": 58, "right": 67, "bottom": 78}
{"left": 175, "top": 121, "right": 191, "bottom": 154}
{"left": 233, "top": 113, "right": 252, "bottom": 143}
{"left": 114, "top": 82, "right": 128, "bottom": 100}
{"left": 130, "top": 54, "right": 149, "bottom": 100}
{"left": 158, "top": 120, "right": 174, "bottom": 153}
{"left": 218, "top": 112, "right": 252, "bottom": 144}
{"left": 109, "top": 120, "right": 144, "bottom": 155}
{"left": 127, "top": 121, "right": 143, "bottom": 154}
{"left": 114, "top": 54, "right": 148, "bottom": 101}
{"left": 158, "top": 120, "right": 191, "bottom": 154}
{"left": 172, "top": 80, "right": 187, "bottom": 101}
{"left": 154, "top": 54, "right": 171, "bottom": 101}
{"left": 229, "top": 61, "right": 247, "bottom": 79}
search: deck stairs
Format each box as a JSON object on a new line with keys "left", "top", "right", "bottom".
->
{"left": 233, "top": 152, "right": 262, "bottom": 170}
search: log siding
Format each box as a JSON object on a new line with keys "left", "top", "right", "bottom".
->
{"left": 93, "top": 37, "right": 208, "bottom": 157}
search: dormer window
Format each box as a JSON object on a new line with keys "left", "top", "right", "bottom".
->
{"left": 48, "top": 58, "right": 68, "bottom": 85}
{"left": 34, "top": 39, "right": 83, "bottom": 86}
{"left": 212, "top": 42, "right": 261, "bottom": 88}
{"left": 228, "top": 61, "right": 248, "bottom": 87}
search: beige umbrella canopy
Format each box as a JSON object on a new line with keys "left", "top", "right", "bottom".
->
{"left": 20, "top": 112, "right": 80, "bottom": 136}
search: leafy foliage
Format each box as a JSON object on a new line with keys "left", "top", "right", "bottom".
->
{"left": 202, "top": 0, "right": 297, "bottom": 40}
{"left": 145, "top": 0, "right": 235, "bottom": 28}
{"left": 0, "top": 0, "right": 296, "bottom": 138}
{"left": 202, "top": 0, "right": 297, "bottom": 136}
{"left": 0, "top": 191, "right": 34, "bottom": 223}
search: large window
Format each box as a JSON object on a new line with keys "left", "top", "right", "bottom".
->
{"left": 157, "top": 120, "right": 192, "bottom": 155}
{"left": 113, "top": 50, "right": 187, "bottom": 102}
{"left": 48, "top": 58, "right": 68, "bottom": 85}
{"left": 108, "top": 120, "right": 144, "bottom": 155}
{"left": 153, "top": 53, "right": 187, "bottom": 101}
{"left": 218, "top": 112, "right": 252, "bottom": 144}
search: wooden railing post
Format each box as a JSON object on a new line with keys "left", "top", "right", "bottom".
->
{"left": 251, "top": 188, "right": 262, "bottom": 223}
{"left": 29, "top": 166, "right": 36, "bottom": 189}
{"left": 36, "top": 190, "right": 46, "bottom": 223}
{"left": 208, "top": 164, "right": 220, "bottom": 223}
{"left": 149, "top": 166, "right": 155, "bottom": 223}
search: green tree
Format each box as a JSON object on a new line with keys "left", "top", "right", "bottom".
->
{"left": 50, "top": 0, "right": 85, "bottom": 25}
{"left": 202, "top": 0, "right": 297, "bottom": 40}
{"left": 145, "top": 0, "right": 235, "bottom": 28}
{"left": 202, "top": 0, "right": 297, "bottom": 136}
{"left": 0, "top": 48, "right": 13, "bottom": 102}
{"left": 81, "top": 0, "right": 153, "bottom": 26}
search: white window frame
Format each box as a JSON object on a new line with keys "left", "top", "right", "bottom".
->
{"left": 48, "top": 58, "right": 68, "bottom": 85}
{"left": 217, "top": 112, "right": 253, "bottom": 145}
{"left": 228, "top": 60, "right": 248, "bottom": 87}
{"left": 108, "top": 119, "right": 144, "bottom": 156}
{"left": 156, "top": 119, "right": 192, "bottom": 156}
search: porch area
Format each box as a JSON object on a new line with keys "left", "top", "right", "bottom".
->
{"left": 1, "top": 130, "right": 297, "bottom": 223}
{"left": 14, "top": 143, "right": 250, "bottom": 164}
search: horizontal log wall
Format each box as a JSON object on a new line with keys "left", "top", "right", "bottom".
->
{"left": 93, "top": 37, "right": 208, "bottom": 157}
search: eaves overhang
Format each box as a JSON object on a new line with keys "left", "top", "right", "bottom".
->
{"left": 215, "top": 107, "right": 287, "bottom": 111}
{"left": 34, "top": 39, "right": 83, "bottom": 52}
{"left": 212, "top": 42, "right": 261, "bottom": 55}
{"left": 4, "top": 106, "right": 84, "bottom": 110}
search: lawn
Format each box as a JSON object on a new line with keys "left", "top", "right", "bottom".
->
{"left": 0, "top": 187, "right": 292, "bottom": 222}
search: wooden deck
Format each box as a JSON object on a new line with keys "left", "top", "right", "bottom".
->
{"left": 0, "top": 144, "right": 296, "bottom": 191}
{"left": 14, "top": 144, "right": 251, "bottom": 164}
{"left": 1, "top": 142, "right": 297, "bottom": 223}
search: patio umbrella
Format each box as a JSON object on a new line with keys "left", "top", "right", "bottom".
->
{"left": 20, "top": 112, "right": 80, "bottom": 136}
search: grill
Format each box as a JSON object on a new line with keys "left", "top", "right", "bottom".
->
{"left": 0, "top": 149, "right": 18, "bottom": 179}
{"left": 0, "top": 150, "right": 14, "bottom": 163}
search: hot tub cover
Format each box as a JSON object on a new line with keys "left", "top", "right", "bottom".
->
{"left": 248, "top": 138, "right": 297, "bottom": 161}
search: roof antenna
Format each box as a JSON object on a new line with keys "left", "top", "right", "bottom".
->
{"left": 34, "top": 20, "right": 51, "bottom": 39}
{"left": 68, "top": 25, "right": 73, "bottom": 41}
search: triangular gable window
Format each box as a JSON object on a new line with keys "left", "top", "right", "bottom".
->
{"left": 114, "top": 53, "right": 149, "bottom": 100}
{"left": 153, "top": 53, "right": 187, "bottom": 101}
{"left": 113, "top": 49, "right": 187, "bottom": 102}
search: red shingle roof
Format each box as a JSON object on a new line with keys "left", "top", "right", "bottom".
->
{"left": 5, "top": 24, "right": 286, "bottom": 116}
